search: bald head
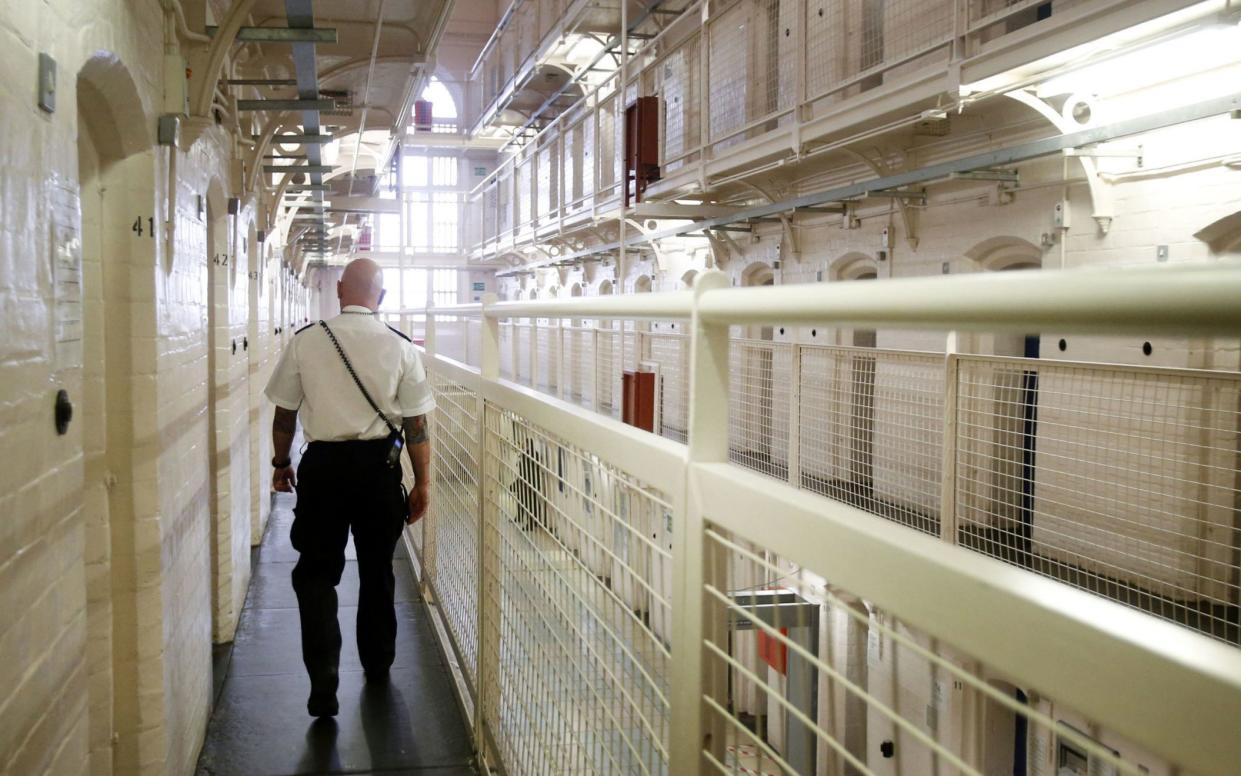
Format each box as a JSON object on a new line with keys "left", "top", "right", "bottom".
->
{"left": 338, "top": 258, "right": 385, "bottom": 311}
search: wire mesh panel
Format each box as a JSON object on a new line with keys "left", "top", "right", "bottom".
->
{"left": 515, "top": 155, "right": 534, "bottom": 234}
{"left": 653, "top": 31, "right": 703, "bottom": 171}
{"left": 481, "top": 404, "right": 673, "bottom": 774}
{"left": 730, "top": 340, "right": 793, "bottom": 480}
{"left": 564, "top": 324, "right": 596, "bottom": 408}
{"left": 535, "top": 321, "right": 556, "bottom": 393}
{"left": 645, "top": 327, "right": 690, "bottom": 443}
{"left": 515, "top": 322, "right": 532, "bottom": 386}
{"left": 804, "top": 0, "right": 953, "bottom": 108}
{"left": 597, "top": 323, "right": 621, "bottom": 419}
{"left": 497, "top": 170, "right": 513, "bottom": 237}
{"left": 425, "top": 371, "right": 482, "bottom": 691}
{"left": 707, "top": 2, "right": 750, "bottom": 148}
{"left": 563, "top": 117, "right": 585, "bottom": 215}
{"left": 536, "top": 139, "right": 559, "bottom": 225}
{"left": 799, "top": 345, "right": 945, "bottom": 535}
{"left": 623, "top": 324, "right": 640, "bottom": 373}
{"left": 597, "top": 91, "right": 620, "bottom": 203}
{"left": 435, "top": 316, "right": 469, "bottom": 364}
{"left": 466, "top": 318, "right": 482, "bottom": 368}
{"left": 499, "top": 320, "right": 515, "bottom": 380}
{"left": 700, "top": 522, "right": 1179, "bottom": 776}
{"left": 955, "top": 356, "right": 1241, "bottom": 644}
{"left": 708, "top": 0, "right": 796, "bottom": 150}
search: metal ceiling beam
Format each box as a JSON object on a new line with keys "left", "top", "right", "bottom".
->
{"left": 239, "top": 99, "right": 336, "bottom": 112}
{"left": 206, "top": 26, "right": 338, "bottom": 43}
{"left": 264, "top": 164, "right": 335, "bottom": 173}
{"left": 263, "top": 133, "right": 335, "bottom": 144}
{"left": 288, "top": 0, "right": 327, "bottom": 196}
{"left": 325, "top": 196, "right": 400, "bottom": 214}
{"left": 228, "top": 78, "right": 299, "bottom": 86}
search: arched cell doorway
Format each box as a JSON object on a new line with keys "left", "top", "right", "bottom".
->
{"left": 963, "top": 238, "right": 1042, "bottom": 564}
{"left": 76, "top": 52, "right": 165, "bottom": 776}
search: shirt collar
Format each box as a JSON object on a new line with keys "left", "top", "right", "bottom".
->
{"left": 340, "top": 305, "right": 375, "bottom": 314}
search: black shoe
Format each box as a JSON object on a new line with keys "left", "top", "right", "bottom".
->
{"left": 307, "top": 691, "right": 339, "bottom": 717}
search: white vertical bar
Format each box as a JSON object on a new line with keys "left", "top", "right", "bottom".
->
{"left": 670, "top": 269, "right": 731, "bottom": 776}
{"left": 787, "top": 342, "right": 802, "bottom": 488}
{"left": 555, "top": 318, "right": 566, "bottom": 400}
{"left": 476, "top": 293, "right": 499, "bottom": 757}
{"left": 510, "top": 318, "right": 520, "bottom": 382}
{"left": 795, "top": 0, "right": 807, "bottom": 120}
{"left": 939, "top": 331, "right": 960, "bottom": 545}
{"left": 530, "top": 314, "right": 540, "bottom": 388}
{"left": 481, "top": 293, "right": 500, "bottom": 381}
{"left": 590, "top": 327, "right": 600, "bottom": 412}
{"left": 426, "top": 309, "right": 438, "bottom": 358}
{"left": 699, "top": 2, "right": 711, "bottom": 162}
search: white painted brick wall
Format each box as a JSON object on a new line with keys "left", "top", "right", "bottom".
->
{"left": 0, "top": 2, "right": 289, "bottom": 775}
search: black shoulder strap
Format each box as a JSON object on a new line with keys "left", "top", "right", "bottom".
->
{"left": 318, "top": 321, "right": 401, "bottom": 437}
{"left": 386, "top": 324, "right": 411, "bottom": 342}
{"left": 294, "top": 322, "right": 315, "bottom": 335}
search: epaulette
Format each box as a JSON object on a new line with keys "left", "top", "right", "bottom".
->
{"left": 387, "top": 325, "right": 412, "bottom": 342}
{"left": 295, "top": 322, "right": 316, "bottom": 335}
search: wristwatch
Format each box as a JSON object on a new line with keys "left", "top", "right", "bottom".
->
{"left": 272, "top": 456, "right": 292, "bottom": 468}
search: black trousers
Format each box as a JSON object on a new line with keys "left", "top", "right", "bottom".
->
{"left": 291, "top": 438, "right": 407, "bottom": 695}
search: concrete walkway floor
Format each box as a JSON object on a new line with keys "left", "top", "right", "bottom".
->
{"left": 196, "top": 490, "right": 475, "bottom": 776}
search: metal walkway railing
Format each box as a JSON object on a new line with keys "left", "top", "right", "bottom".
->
{"left": 403, "top": 264, "right": 1241, "bottom": 776}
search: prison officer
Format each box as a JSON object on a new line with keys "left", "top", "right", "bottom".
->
{"left": 264, "top": 258, "right": 435, "bottom": 718}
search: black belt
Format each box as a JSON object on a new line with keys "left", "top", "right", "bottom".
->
{"left": 305, "top": 438, "right": 394, "bottom": 462}
{"left": 307, "top": 438, "right": 391, "bottom": 450}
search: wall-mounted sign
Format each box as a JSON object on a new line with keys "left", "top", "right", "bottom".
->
{"left": 473, "top": 166, "right": 487, "bottom": 177}
{"left": 472, "top": 281, "right": 486, "bottom": 291}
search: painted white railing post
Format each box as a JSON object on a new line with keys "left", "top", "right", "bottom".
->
{"left": 555, "top": 319, "right": 567, "bottom": 400}
{"left": 480, "top": 295, "right": 500, "bottom": 381}
{"left": 421, "top": 309, "right": 440, "bottom": 599}
{"left": 476, "top": 293, "right": 500, "bottom": 757}
{"left": 795, "top": 0, "right": 807, "bottom": 124}
{"left": 670, "top": 269, "right": 731, "bottom": 776}
{"left": 425, "top": 307, "right": 437, "bottom": 359}
{"left": 529, "top": 315, "right": 539, "bottom": 388}
{"left": 939, "top": 330, "right": 960, "bottom": 545}
{"left": 509, "top": 320, "right": 519, "bottom": 382}
{"left": 787, "top": 342, "right": 802, "bottom": 488}
{"left": 590, "top": 325, "right": 601, "bottom": 412}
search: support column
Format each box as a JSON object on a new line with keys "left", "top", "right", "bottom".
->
{"left": 476, "top": 294, "right": 500, "bottom": 758}
{"left": 670, "top": 270, "right": 731, "bottom": 776}
{"left": 939, "top": 331, "right": 960, "bottom": 544}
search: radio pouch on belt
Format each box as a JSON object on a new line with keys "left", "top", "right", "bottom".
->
{"left": 319, "top": 321, "right": 405, "bottom": 469}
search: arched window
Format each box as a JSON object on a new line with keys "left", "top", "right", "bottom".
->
{"left": 417, "top": 76, "right": 458, "bottom": 128}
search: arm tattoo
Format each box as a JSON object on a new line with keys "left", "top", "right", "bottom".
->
{"left": 274, "top": 407, "right": 298, "bottom": 434}
{"left": 404, "top": 414, "right": 429, "bottom": 445}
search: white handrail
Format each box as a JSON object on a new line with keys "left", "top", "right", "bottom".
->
{"left": 696, "top": 262, "right": 1241, "bottom": 334}
{"left": 426, "top": 264, "right": 1241, "bottom": 332}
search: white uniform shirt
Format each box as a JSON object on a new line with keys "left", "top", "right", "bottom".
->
{"left": 264, "top": 306, "right": 436, "bottom": 442}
